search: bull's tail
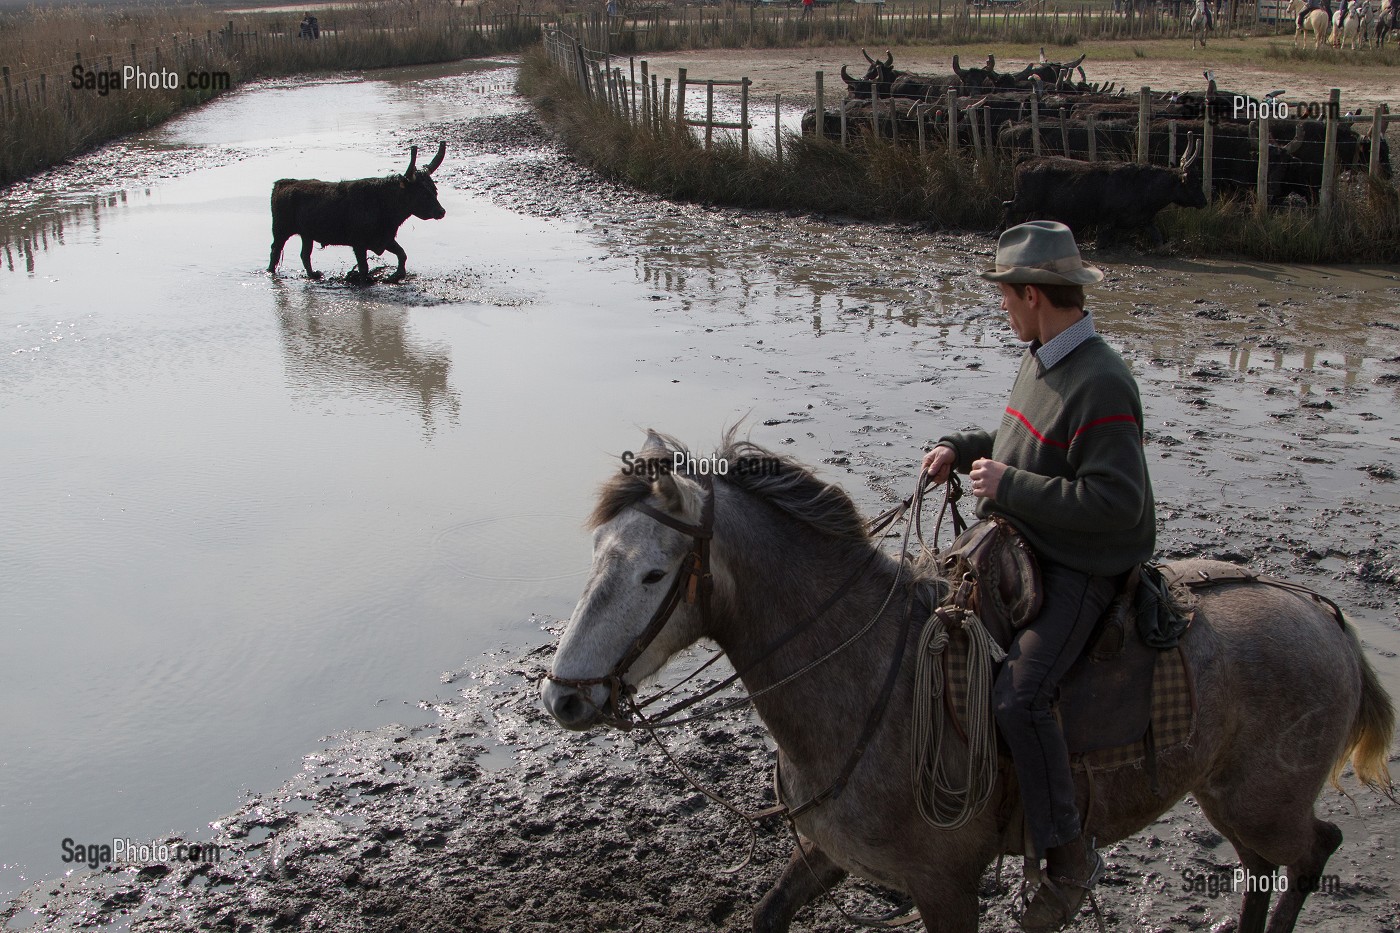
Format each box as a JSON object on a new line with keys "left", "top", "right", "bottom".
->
{"left": 1332, "top": 620, "right": 1397, "bottom": 797}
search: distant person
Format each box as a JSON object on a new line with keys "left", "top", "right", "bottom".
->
{"left": 803, "top": 0, "right": 815, "bottom": 16}
{"left": 299, "top": 15, "right": 313, "bottom": 38}
{"left": 1299, "top": 0, "right": 1332, "bottom": 31}
{"left": 606, "top": 0, "right": 619, "bottom": 18}
{"left": 309, "top": 14, "right": 320, "bottom": 38}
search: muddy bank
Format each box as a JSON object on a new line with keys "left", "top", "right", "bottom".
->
{"left": 6, "top": 639, "right": 1397, "bottom": 933}
{"left": 6, "top": 62, "right": 1400, "bottom": 933}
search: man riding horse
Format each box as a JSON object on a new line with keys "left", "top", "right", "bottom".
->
{"left": 922, "top": 222, "right": 1153, "bottom": 933}
{"left": 1300, "top": 0, "right": 1334, "bottom": 30}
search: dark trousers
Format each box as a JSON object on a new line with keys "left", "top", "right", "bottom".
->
{"left": 992, "top": 561, "right": 1122, "bottom": 857}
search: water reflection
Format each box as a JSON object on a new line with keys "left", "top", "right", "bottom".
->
{"left": 0, "top": 189, "right": 149, "bottom": 274}
{"left": 272, "top": 285, "right": 461, "bottom": 434}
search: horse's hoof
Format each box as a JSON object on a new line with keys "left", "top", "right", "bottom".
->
{"left": 308, "top": 271, "right": 323, "bottom": 281}
{"left": 387, "top": 272, "right": 406, "bottom": 284}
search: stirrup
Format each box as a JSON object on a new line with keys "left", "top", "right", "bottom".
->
{"left": 1018, "top": 846, "right": 1105, "bottom": 933}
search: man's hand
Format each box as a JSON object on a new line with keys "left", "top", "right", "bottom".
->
{"left": 921, "top": 445, "right": 957, "bottom": 485}
{"left": 970, "top": 458, "right": 1008, "bottom": 500}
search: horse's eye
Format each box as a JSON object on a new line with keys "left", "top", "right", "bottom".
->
{"left": 642, "top": 569, "right": 667, "bottom": 585}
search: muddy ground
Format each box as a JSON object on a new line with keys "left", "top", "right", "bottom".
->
{"left": 5, "top": 59, "right": 1400, "bottom": 933}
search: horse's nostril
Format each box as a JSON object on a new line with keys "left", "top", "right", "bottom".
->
{"left": 556, "top": 692, "right": 584, "bottom": 723}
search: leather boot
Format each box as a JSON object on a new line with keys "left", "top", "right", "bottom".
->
{"left": 1019, "top": 837, "right": 1104, "bottom": 933}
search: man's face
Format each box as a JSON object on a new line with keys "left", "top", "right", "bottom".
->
{"left": 998, "top": 282, "right": 1038, "bottom": 343}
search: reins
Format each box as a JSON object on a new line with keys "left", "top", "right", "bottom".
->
{"left": 544, "top": 466, "right": 964, "bottom": 925}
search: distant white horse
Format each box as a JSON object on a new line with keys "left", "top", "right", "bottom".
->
{"left": 1191, "top": 0, "right": 1213, "bottom": 46}
{"left": 1333, "top": 0, "right": 1368, "bottom": 46}
{"left": 1289, "top": 0, "right": 1333, "bottom": 46}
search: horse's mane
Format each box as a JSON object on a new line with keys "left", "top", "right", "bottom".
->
{"left": 587, "top": 429, "right": 871, "bottom": 541}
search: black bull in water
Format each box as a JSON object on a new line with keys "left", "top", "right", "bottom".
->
{"left": 268, "top": 142, "right": 447, "bottom": 284}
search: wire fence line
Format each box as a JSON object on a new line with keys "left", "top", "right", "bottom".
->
{"left": 541, "top": 23, "right": 1391, "bottom": 223}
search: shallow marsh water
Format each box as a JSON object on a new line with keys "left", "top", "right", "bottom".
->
{"left": 2, "top": 57, "right": 1399, "bottom": 928}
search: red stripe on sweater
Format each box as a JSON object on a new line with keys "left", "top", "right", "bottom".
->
{"left": 1005, "top": 409, "right": 1140, "bottom": 448}
{"left": 1073, "top": 414, "right": 1140, "bottom": 438}
{"left": 1005, "top": 408, "right": 1067, "bottom": 448}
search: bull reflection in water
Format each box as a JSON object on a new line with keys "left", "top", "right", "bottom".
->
{"left": 273, "top": 287, "right": 461, "bottom": 434}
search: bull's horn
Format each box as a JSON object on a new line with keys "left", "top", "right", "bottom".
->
{"left": 405, "top": 145, "right": 419, "bottom": 179}
{"left": 1181, "top": 132, "right": 1202, "bottom": 170}
{"left": 952, "top": 54, "right": 966, "bottom": 78}
{"left": 1077, "top": 65, "right": 1087, "bottom": 84}
{"left": 841, "top": 64, "right": 856, "bottom": 85}
{"left": 425, "top": 141, "right": 446, "bottom": 174}
{"left": 1067, "top": 52, "right": 1087, "bottom": 69}
{"left": 1013, "top": 63, "right": 1035, "bottom": 80}
{"left": 884, "top": 50, "right": 894, "bottom": 67}
{"left": 862, "top": 47, "right": 875, "bottom": 64}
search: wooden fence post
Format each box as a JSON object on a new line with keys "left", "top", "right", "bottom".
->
{"left": 739, "top": 77, "right": 750, "bottom": 154}
{"left": 705, "top": 80, "right": 715, "bottom": 149}
{"left": 1255, "top": 114, "right": 1270, "bottom": 213}
{"left": 1201, "top": 78, "right": 1215, "bottom": 202}
{"left": 1086, "top": 111, "right": 1097, "bottom": 161}
{"left": 775, "top": 93, "right": 783, "bottom": 163}
{"left": 663, "top": 77, "right": 672, "bottom": 131}
{"left": 1168, "top": 118, "right": 1178, "bottom": 166}
{"left": 573, "top": 40, "right": 591, "bottom": 98}
{"left": 840, "top": 98, "right": 848, "bottom": 147}
{"left": 676, "top": 67, "right": 687, "bottom": 127}
{"left": 1319, "top": 87, "right": 1340, "bottom": 223}
{"left": 1031, "top": 94, "right": 1041, "bottom": 156}
{"left": 968, "top": 101, "right": 983, "bottom": 160}
{"left": 1138, "top": 85, "right": 1150, "bottom": 163}
{"left": 1370, "top": 104, "right": 1387, "bottom": 178}
{"left": 640, "top": 60, "right": 650, "bottom": 126}
{"left": 814, "top": 70, "right": 824, "bottom": 139}
{"left": 946, "top": 87, "right": 958, "bottom": 150}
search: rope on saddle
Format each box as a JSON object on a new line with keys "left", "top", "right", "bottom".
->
{"left": 911, "top": 605, "right": 1006, "bottom": 830}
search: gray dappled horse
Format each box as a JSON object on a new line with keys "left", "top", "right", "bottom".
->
{"left": 541, "top": 433, "right": 1394, "bottom": 933}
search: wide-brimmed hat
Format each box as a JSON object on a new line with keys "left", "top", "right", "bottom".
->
{"left": 981, "top": 221, "right": 1105, "bottom": 286}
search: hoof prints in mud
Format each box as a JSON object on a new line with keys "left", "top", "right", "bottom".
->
{"left": 13, "top": 640, "right": 1398, "bottom": 933}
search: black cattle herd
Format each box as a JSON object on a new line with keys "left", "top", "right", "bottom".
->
{"left": 803, "top": 48, "right": 1392, "bottom": 243}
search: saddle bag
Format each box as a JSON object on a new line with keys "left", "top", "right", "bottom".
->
{"left": 939, "top": 516, "right": 1043, "bottom": 648}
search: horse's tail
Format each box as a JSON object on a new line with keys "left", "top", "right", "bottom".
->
{"left": 1332, "top": 620, "right": 1397, "bottom": 798}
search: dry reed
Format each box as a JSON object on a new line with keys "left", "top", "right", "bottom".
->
{"left": 0, "top": 1, "right": 539, "bottom": 185}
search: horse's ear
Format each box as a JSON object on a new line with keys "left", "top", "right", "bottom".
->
{"left": 639, "top": 430, "right": 668, "bottom": 459}
{"left": 653, "top": 469, "right": 703, "bottom": 521}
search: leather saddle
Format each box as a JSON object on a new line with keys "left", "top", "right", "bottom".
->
{"left": 938, "top": 519, "right": 1176, "bottom": 755}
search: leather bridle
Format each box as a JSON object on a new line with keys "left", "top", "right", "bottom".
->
{"left": 542, "top": 473, "right": 716, "bottom": 727}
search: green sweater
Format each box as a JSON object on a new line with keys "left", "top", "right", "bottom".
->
{"left": 939, "top": 335, "right": 1155, "bottom": 576}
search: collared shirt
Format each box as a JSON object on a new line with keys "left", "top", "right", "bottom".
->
{"left": 1032, "top": 312, "right": 1096, "bottom": 371}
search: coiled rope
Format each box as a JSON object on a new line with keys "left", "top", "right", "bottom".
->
{"left": 911, "top": 605, "right": 1007, "bottom": 830}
